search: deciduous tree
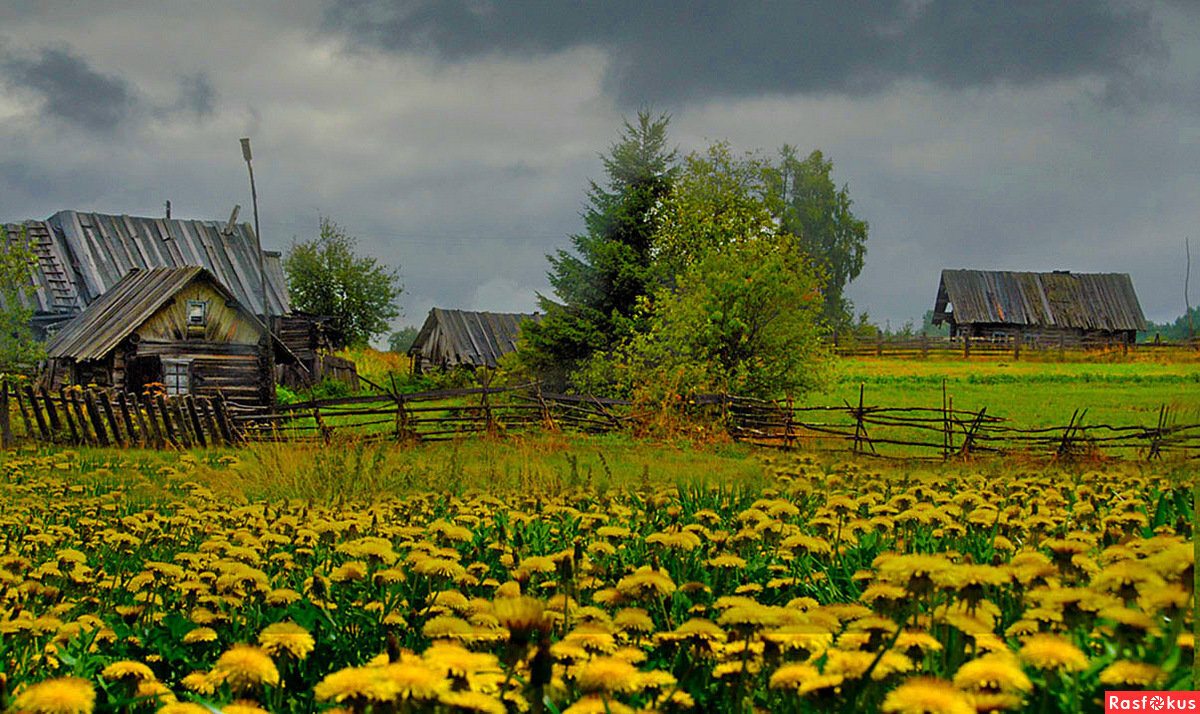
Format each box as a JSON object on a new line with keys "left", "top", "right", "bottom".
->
{"left": 285, "top": 218, "right": 402, "bottom": 347}
{"left": 0, "top": 226, "right": 42, "bottom": 372}
{"left": 771, "top": 146, "right": 868, "bottom": 330}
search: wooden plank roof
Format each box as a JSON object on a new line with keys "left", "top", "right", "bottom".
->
{"left": 933, "top": 269, "right": 1146, "bottom": 331}
{"left": 45, "top": 267, "right": 264, "bottom": 361}
{"left": 1, "top": 210, "right": 288, "bottom": 321}
{"left": 409, "top": 308, "right": 540, "bottom": 369}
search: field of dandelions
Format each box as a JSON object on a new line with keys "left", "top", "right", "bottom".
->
{"left": 0, "top": 447, "right": 1193, "bottom": 714}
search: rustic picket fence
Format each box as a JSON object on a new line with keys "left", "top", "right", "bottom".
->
{"left": 2, "top": 380, "right": 1196, "bottom": 461}
{"left": 0, "top": 382, "right": 240, "bottom": 449}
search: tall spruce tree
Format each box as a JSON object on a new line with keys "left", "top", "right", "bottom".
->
{"left": 518, "top": 111, "right": 677, "bottom": 387}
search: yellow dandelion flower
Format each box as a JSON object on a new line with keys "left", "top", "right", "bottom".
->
{"left": 220, "top": 700, "right": 268, "bottom": 714}
{"left": 258, "top": 621, "right": 315, "bottom": 660}
{"left": 438, "top": 690, "right": 506, "bottom": 714}
{"left": 156, "top": 703, "right": 213, "bottom": 714}
{"left": 645, "top": 530, "right": 702, "bottom": 551}
{"left": 13, "top": 676, "right": 96, "bottom": 714}
{"left": 182, "top": 627, "right": 218, "bottom": 644}
{"left": 615, "top": 566, "right": 676, "bottom": 600}
{"left": 881, "top": 677, "right": 973, "bottom": 714}
{"left": 314, "top": 666, "right": 399, "bottom": 703}
{"left": 133, "top": 680, "right": 174, "bottom": 706}
{"left": 575, "top": 656, "right": 640, "bottom": 693}
{"left": 375, "top": 662, "right": 449, "bottom": 700}
{"left": 180, "top": 671, "right": 214, "bottom": 695}
{"left": 1098, "top": 660, "right": 1165, "bottom": 687}
{"left": 265, "top": 588, "right": 302, "bottom": 606}
{"left": 826, "top": 649, "right": 913, "bottom": 680}
{"left": 797, "top": 673, "right": 845, "bottom": 697}
{"left": 952, "top": 655, "right": 1032, "bottom": 694}
{"left": 561, "top": 695, "right": 635, "bottom": 714}
{"left": 100, "top": 660, "right": 156, "bottom": 682}
{"left": 770, "top": 663, "right": 821, "bottom": 689}
{"left": 1018, "top": 634, "right": 1088, "bottom": 673}
{"left": 208, "top": 644, "right": 280, "bottom": 692}
{"left": 565, "top": 624, "right": 618, "bottom": 654}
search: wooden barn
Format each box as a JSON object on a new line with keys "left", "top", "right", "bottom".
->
{"left": 931, "top": 269, "right": 1147, "bottom": 344}
{"left": 1, "top": 209, "right": 352, "bottom": 387}
{"left": 43, "top": 267, "right": 289, "bottom": 408}
{"left": 409, "top": 308, "right": 540, "bottom": 373}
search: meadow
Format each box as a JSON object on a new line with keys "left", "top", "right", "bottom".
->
{"left": 0, "top": 352, "right": 1196, "bottom": 714}
{"left": 817, "top": 353, "right": 1200, "bottom": 428}
{"left": 0, "top": 435, "right": 1195, "bottom": 714}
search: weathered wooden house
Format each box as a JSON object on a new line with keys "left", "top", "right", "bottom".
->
{"left": 409, "top": 308, "right": 540, "bottom": 373}
{"left": 932, "top": 269, "right": 1146, "bottom": 344}
{"left": 43, "top": 267, "right": 286, "bottom": 407}
{"left": 1, "top": 209, "right": 352, "bottom": 386}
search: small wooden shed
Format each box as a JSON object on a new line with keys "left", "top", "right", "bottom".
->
{"left": 44, "top": 267, "right": 283, "bottom": 407}
{"left": 932, "top": 269, "right": 1146, "bottom": 344}
{"left": 409, "top": 308, "right": 540, "bottom": 373}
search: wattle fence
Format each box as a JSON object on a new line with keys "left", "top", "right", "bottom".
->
{"left": 827, "top": 333, "right": 1200, "bottom": 358}
{"left": 2, "top": 380, "right": 1197, "bottom": 461}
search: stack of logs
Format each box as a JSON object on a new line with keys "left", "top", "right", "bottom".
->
{"left": 0, "top": 382, "right": 241, "bottom": 449}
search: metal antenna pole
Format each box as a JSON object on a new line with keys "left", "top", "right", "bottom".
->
{"left": 241, "top": 137, "right": 270, "bottom": 337}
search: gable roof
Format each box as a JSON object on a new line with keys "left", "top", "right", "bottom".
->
{"left": 46, "top": 267, "right": 265, "bottom": 361}
{"left": 409, "top": 308, "right": 540, "bottom": 369}
{"left": 1, "top": 209, "right": 288, "bottom": 320}
{"left": 933, "top": 269, "right": 1146, "bottom": 331}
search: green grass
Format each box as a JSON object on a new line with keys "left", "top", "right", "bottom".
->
{"left": 813, "top": 356, "right": 1200, "bottom": 428}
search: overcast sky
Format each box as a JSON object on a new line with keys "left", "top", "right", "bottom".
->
{"left": 2, "top": 1, "right": 1198, "bottom": 337}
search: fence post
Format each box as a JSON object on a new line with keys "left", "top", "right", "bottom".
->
{"left": 25, "top": 386, "right": 50, "bottom": 440}
{"left": 83, "top": 388, "right": 110, "bottom": 447}
{"left": 60, "top": 387, "right": 81, "bottom": 444}
{"left": 921, "top": 333, "right": 928, "bottom": 358}
{"left": 139, "top": 393, "right": 164, "bottom": 448}
{"left": 40, "top": 386, "right": 62, "bottom": 435}
{"left": 199, "top": 398, "right": 223, "bottom": 447}
{"left": 213, "top": 394, "right": 239, "bottom": 445}
{"left": 172, "top": 397, "right": 194, "bottom": 449}
{"left": 963, "top": 337, "right": 971, "bottom": 358}
{"left": 185, "top": 396, "right": 207, "bottom": 448}
{"left": 0, "top": 382, "right": 12, "bottom": 449}
{"left": 876, "top": 332, "right": 884, "bottom": 357}
{"left": 100, "top": 389, "right": 124, "bottom": 447}
{"left": 1013, "top": 332, "right": 1021, "bottom": 360}
{"left": 13, "top": 383, "right": 36, "bottom": 442}
{"left": 116, "top": 392, "right": 139, "bottom": 447}
{"left": 155, "top": 393, "right": 179, "bottom": 448}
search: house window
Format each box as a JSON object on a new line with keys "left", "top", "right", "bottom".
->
{"left": 187, "top": 300, "right": 208, "bottom": 327}
{"left": 163, "top": 359, "right": 190, "bottom": 396}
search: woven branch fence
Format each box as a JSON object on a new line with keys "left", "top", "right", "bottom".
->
{"left": 2, "top": 381, "right": 1197, "bottom": 461}
{"left": 827, "top": 334, "right": 1200, "bottom": 359}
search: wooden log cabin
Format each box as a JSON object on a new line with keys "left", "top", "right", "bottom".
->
{"left": 43, "top": 267, "right": 293, "bottom": 408}
{"left": 931, "top": 269, "right": 1147, "bottom": 345}
{"left": 2, "top": 209, "right": 355, "bottom": 390}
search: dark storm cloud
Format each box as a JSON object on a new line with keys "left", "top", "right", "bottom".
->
{"left": 177, "top": 72, "right": 217, "bottom": 118}
{"left": 322, "top": 0, "right": 1162, "bottom": 104}
{"left": 0, "top": 45, "right": 134, "bottom": 132}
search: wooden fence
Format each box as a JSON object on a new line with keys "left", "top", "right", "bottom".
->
{"left": 2, "top": 381, "right": 1196, "bottom": 461}
{"left": 0, "top": 382, "right": 241, "bottom": 449}
{"left": 715, "top": 393, "right": 1199, "bottom": 461}
{"left": 829, "top": 334, "right": 1200, "bottom": 359}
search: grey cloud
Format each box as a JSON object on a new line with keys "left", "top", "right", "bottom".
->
{"left": 0, "top": 45, "right": 134, "bottom": 132}
{"left": 322, "top": 0, "right": 1162, "bottom": 105}
{"left": 177, "top": 72, "right": 217, "bottom": 117}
